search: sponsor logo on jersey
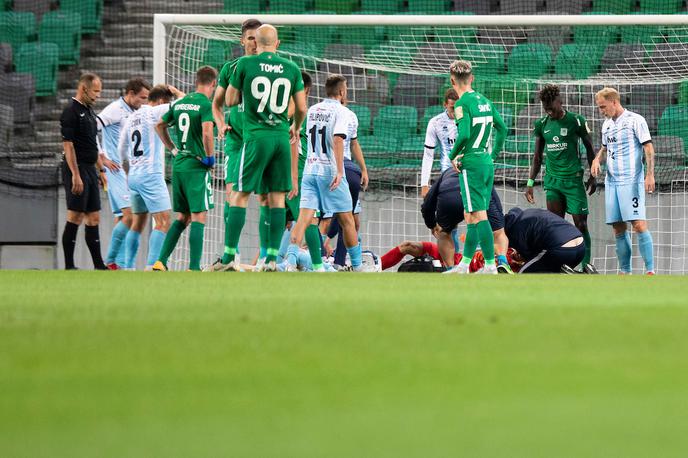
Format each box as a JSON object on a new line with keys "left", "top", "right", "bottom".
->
{"left": 553, "top": 136, "right": 560, "bottom": 142}
{"left": 607, "top": 136, "right": 617, "bottom": 143}
{"left": 560, "top": 128, "right": 567, "bottom": 136}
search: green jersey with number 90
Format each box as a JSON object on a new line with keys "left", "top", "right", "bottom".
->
{"left": 161, "top": 92, "right": 214, "bottom": 172}
{"left": 229, "top": 52, "right": 304, "bottom": 139}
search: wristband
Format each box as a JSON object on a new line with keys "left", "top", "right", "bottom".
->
{"left": 171, "top": 148, "right": 178, "bottom": 156}
{"left": 200, "top": 156, "right": 215, "bottom": 168}
{"left": 527, "top": 178, "right": 534, "bottom": 187}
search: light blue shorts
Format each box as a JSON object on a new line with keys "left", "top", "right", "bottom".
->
{"left": 128, "top": 174, "right": 171, "bottom": 215}
{"left": 605, "top": 181, "right": 646, "bottom": 224}
{"left": 300, "top": 174, "right": 353, "bottom": 216}
{"left": 105, "top": 167, "right": 130, "bottom": 216}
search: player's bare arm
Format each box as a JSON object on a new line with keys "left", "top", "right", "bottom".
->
{"left": 525, "top": 135, "right": 545, "bottom": 204}
{"left": 95, "top": 154, "right": 107, "bottom": 189}
{"left": 63, "top": 141, "right": 83, "bottom": 195}
{"left": 331, "top": 134, "right": 346, "bottom": 190}
{"left": 225, "top": 85, "right": 241, "bottom": 107}
{"left": 591, "top": 146, "right": 606, "bottom": 178}
{"left": 351, "top": 139, "right": 368, "bottom": 191}
{"left": 290, "top": 90, "right": 307, "bottom": 144}
{"left": 155, "top": 120, "right": 177, "bottom": 154}
{"left": 288, "top": 134, "right": 299, "bottom": 200}
{"left": 581, "top": 132, "right": 597, "bottom": 195}
{"left": 202, "top": 121, "right": 215, "bottom": 159}
{"left": 212, "top": 85, "right": 230, "bottom": 139}
{"left": 644, "top": 142, "right": 655, "bottom": 193}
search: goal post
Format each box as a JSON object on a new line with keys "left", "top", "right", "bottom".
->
{"left": 153, "top": 13, "right": 688, "bottom": 273}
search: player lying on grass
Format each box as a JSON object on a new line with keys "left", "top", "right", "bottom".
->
{"left": 421, "top": 167, "right": 512, "bottom": 273}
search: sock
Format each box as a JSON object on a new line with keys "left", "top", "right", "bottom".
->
{"left": 222, "top": 201, "right": 232, "bottom": 264}
{"left": 497, "top": 254, "right": 508, "bottom": 266}
{"left": 451, "top": 228, "right": 461, "bottom": 253}
{"left": 62, "top": 221, "right": 79, "bottom": 269}
{"left": 259, "top": 205, "right": 270, "bottom": 258}
{"left": 158, "top": 220, "right": 186, "bottom": 267}
{"left": 106, "top": 221, "right": 129, "bottom": 265}
{"left": 305, "top": 224, "right": 324, "bottom": 270}
{"left": 188, "top": 221, "right": 205, "bottom": 271}
{"left": 286, "top": 243, "right": 299, "bottom": 266}
{"left": 476, "top": 220, "right": 495, "bottom": 266}
{"left": 146, "top": 229, "right": 166, "bottom": 268}
{"left": 637, "top": 230, "right": 655, "bottom": 273}
{"left": 346, "top": 243, "right": 362, "bottom": 268}
{"left": 124, "top": 230, "right": 141, "bottom": 269}
{"left": 84, "top": 225, "right": 107, "bottom": 270}
{"left": 225, "top": 206, "right": 246, "bottom": 263}
{"left": 381, "top": 246, "right": 404, "bottom": 270}
{"left": 582, "top": 229, "right": 592, "bottom": 266}
{"left": 460, "top": 224, "right": 479, "bottom": 267}
{"left": 615, "top": 232, "right": 632, "bottom": 273}
{"left": 266, "top": 208, "right": 286, "bottom": 263}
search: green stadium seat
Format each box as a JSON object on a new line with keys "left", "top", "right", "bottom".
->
{"left": 15, "top": 42, "right": 58, "bottom": 96}
{"left": 658, "top": 105, "right": 688, "bottom": 150}
{"left": 573, "top": 13, "right": 620, "bottom": 46}
{"left": 620, "top": 25, "right": 664, "bottom": 51}
{"left": 421, "top": 105, "right": 445, "bottom": 131}
{"left": 678, "top": 81, "right": 688, "bottom": 105}
{"left": 0, "top": 12, "right": 36, "bottom": 53}
{"left": 591, "top": 0, "right": 635, "bottom": 14}
{"left": 407, "top": 0, "right": 451, "bottom": 13}
{"left": 349, "top": 104, "right": 372, "bottom": 135}
{"left": 554, "top": 44, "right": 605, "bottom": 79}
{"left": 639, "top": 0, "right": 683, "bottom": 13}
{"left": 357, "top": 135, "right": 399, "bottom": 168}
{"left": 399, "top": 135, "right": 425, "bottom": 152}
{"left": 476, "top": 77, "right": 533, "bottom": 110}
{"left": 223, "top": 0, "right": 266, "bottom": 13}
{"left": 269, "top": 0, "right": 309, "bottom": 13}
{"left": 493, "top": 104, "right": 514, "bottom": 134}
{"left": 503, "top": 135, "right": 535, "bottom": 167}
{"left": 315, "top": 0, "right": 357, "bottom": 13}
{"left": 360, "top": 0, "right": 403, "bottom": 13}
{"left": 339, "top": 25, "right": 386, "bottom": 50}
{"left": 466, "top": 43, "right": 506, "bottom": 76}
{"left": 373, "top": 105, "right": 418, "bottom": 137}
{"left": 60, "top": 0, "right": 102, "bottom": 34}
{"left": 278, "top": 42, "right": 323, "bottom": 59}
{"left": 39, "top": 11, "right": 81, "bottom": 66}
{"left": 507, "top": 44, "right": 552, "bottom": 79}
{"left": 180, "top": 40, "right": 228, "bottom": 73}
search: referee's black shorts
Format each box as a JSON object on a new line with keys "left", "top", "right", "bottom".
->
{"left": 62, "top": 161, "right": 101, "bottom": 213}
{"left": 436, "top": 188, "right": 505, "bottom": 233}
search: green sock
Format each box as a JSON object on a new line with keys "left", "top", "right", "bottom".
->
{"left": 189, "top": 221, "right": 205, "bottom": 271}
{"left": 582, "top": 229, "right": 592, "bottom": 266}
{"left": 225, "top": 206, "right": 246, "bottom": 263}
{"left": 259, "top": 205, "right": 270, "bottom": 257}
{"left": 266, "top": 207, "right": 286, "bottom": 263}
{"left": 460, "top": 224, "right": 478, "bottom": 266}
{"left": 305, "top": 224, "right": 324, "bottom": 270}
{"left": 222, "top": 201, "right": 232, "bottom": 264}
{"left": 477, "top": 220, "right": 495, "bottom": 265}
{"left": 158, "top": 219, "right": 186, "bottom": 267}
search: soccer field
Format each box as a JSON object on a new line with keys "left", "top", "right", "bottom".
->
{"left": 1, "top": 272, "right": 687, "bottom": 457}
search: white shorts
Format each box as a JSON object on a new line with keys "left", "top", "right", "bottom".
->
{"left": 300, "top": 174, "right": 353, "bottom": 216}
{"left": 129, "top": 174, "right": 171, "bottom": 215}
{"left": 605, "top": 181, "right": 646, "bottom": 224}
{"left": 105, "top": 167, "right": 130, "bottom": 216}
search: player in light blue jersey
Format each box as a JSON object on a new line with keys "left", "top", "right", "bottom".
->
{"left": 286, "top": 74, "right": 363, "bottom": 272}
{"left": 421, "top": 88, "right": 458, "bottom": 198}
{"left": 592, "top": 87, "right": 656, "bottom": 275}
{"left": 98, "top": 77, "right": 151, "bottom": 269}
{"left": 116, "top": 84, "right": 184, "bottom": 269}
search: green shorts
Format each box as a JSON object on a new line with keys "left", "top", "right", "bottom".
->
{"left": 236, "top": 134, "right": 291, "bottom": 194}
{"left": 458, "top": 163, "right": 494, "bottom": 212}
{"left": 544, "top": 174, "right": 589, "bottom": 215}
{"left": 286, "top": 176, "right": 303, "bottom": 222}
{"left": 172, "top": 168, "right": 214, "bottom": 214}
{"left": 224, "top": 140, "right": 241, "bottom": 186}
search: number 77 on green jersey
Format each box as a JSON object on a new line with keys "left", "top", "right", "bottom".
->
{"left": 449, "top": 92, "right": 507, "bottom": 165}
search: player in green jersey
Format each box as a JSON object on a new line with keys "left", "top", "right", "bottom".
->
{"left": 205, "top": 18, "right": 262, "bottom": 272}
{"left": 152, "top": 66, "right": 217, "bottom": 271}
{"left": 446, "top": 60, "right": 507, "bottom": 275}
{"left": 525, "top": 84, "right": 597, "bottom": 269}
{"left": 224, "top": 24, "right": 307, "bottom": 272}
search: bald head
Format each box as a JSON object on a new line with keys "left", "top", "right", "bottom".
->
{"left": 256, "top": 24, "right": 279, "bottom": 49}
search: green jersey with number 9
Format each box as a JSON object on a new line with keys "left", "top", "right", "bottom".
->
{"left": 229, "top": 52, "right": 304, "bottom": 139}
{"left": 161, "top": 92, "right": 214, "bottom": 172}
{"left": 449, "top": 91, "right": 507, "bottom": 166}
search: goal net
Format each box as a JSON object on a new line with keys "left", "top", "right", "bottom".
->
{"left": 155, "top": 14, "right": 688, "bottom": 273}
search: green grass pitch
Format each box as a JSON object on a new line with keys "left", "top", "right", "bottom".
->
{"left": 1, "top": 271, "right": 687, "bottom": 457}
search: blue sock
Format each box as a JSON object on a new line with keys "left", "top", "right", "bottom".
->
{"left": 347, "top": 243, "right": 362, "bottom": 268}
{"left": 106, "top": 221, "right": 129, "bottom": 265}
{"left": 146, "top": 229, "right": 166, "bottom": 268}
{"left": 637, "top": 231, "right": 655, "bottom": 273}
{"left": 497, "top": 254, "right": 508, "bottom": 266}
{"left": 615, "top": 232, "right": 632, "bottom": 273}
{"left": 451, "top": 228, "right": 461, "bottom": 253}
{"left": 286, "top": 243, "right": 299, "bottom": 266}
{"left": 124, "top": 230, "right": 140, "bottom": 269}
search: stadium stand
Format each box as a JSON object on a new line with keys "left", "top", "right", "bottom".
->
{"left": 39, "top": 11, "right": 82, "bottom": 66}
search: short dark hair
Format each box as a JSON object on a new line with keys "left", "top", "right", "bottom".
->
{"left": 301, "top": 70, "right": 312, "bottom": 89}
{"left": 325, "top": 74, "right": 346, "bottom": 97}
{"left": 148, "top": 84, "right": 174, "bottom": 103}
{"left": 196, "top": 66, "right": 218, "bottom": 86}
{"left": 124, "top": 77, "right": 152, "bottom": 95}
{"left": 444, "top": 88, "right": 458, "bottom": 102}
{"left": 539, "top": 84, "right": 560, "bottom": 106}
{"left": 78, "top": 72, "right": 100, "bottom": 87}
{"left": 242, "top": 19, "right": 262, "bottom": 35}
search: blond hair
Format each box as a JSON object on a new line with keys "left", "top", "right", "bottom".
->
{"left": 450, "top": 60, "right": 472, "bottom": 84}
{"left": 595, "top": 87, "right": 620, "bottom": 102}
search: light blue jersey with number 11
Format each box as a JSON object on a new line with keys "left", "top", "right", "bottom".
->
{"left": 303, "top": 98, "right": 350, "bottom": 178}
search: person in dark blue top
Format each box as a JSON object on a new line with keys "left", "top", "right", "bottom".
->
{"left": 504, "top": 207, "right": 585, "bottom": 273}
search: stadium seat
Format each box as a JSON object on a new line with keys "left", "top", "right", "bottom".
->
{"left": 411, "top": 42, "right": 458, "bottom": 71}
{"left": 13, "top": 0, "right": 51, "bottom": 22}
{"left": 360, "top": 0, "right": 403, "bottom": 13}
{"left": 299, "top": 25, "right": 338, "bottom": 47}
{"left": 373, "top": 105, "right": 418, "bottom": 137}
{"left": 507, "top": 44, "right": 552, "bottom": 79}
{"left": 573, "top": 14, "right": 620, "bottom": 46}
{"left": 349, "top": 104, "right": 372, "bottom": 135}
{"left": 324, "top": 43, "right": 364, "bottom": 61}
{"left": 477, "top": 77, "right": 534, "bottom": 110}
{"left": 543, "top": 0, "right": 584, "bottom": 14}
{"left": 591, "top": 0, "right": 635, "bottom": 14}
{"left": 620, "top": 25, "right": 664, "bottom": 50}
{"left": 678, "top": 81, "right": 688, "bottom": 105}
{"left": 340, "top": 25, "right": 386, "bottom": 49}
{"left": 0, "top": 12, "right": 36, "bottom": 53}
{"left": 357, "top": 135, "right": 398, "bottom": 168}
{"left": 421, "top": 105, "right": 445, "bottom": 130}
{"left": 503, "top": 135, "right": 535, "bottom": 166}
{"left": 465, "top": 43, "right": 506, "bottom": 76}
{"left": 527, "top": 26, "right": 571, "bottom": 55}
{"left": 15, "top": 42, "right": 58, "bottom": 96}
{"left": 269, "top": 0, "right": 308, "bottom": 13}
{"left": 555, "top": 44, "right": 604, "bottom": 79}
{"left": 493, "top": 104, "right": 514, "bottom": 134}
{"left": 453, "top": 0, "right": 497, "bottom": 14}
{"left": 39, "top": 11, "right": 81, "bottom": 66}
{"left": 355, "top": 74, "right": 390, "bottom": 118}
{"left": 0, "top": 43, "right": 11, "bottom": 72}
{"left": 515, "top": 105, "right": 544, "bottom": 135}
{"left": 60, "top": 0, "right": 103, "bottom": 34}
{"left": 600, "top": 43, "right": 648, "bottom": 74}
{"left": 499, "top": 0, "right": 539, "bottom": 14}
{"left": 315, "top": 0, "right": 357, "bottom": 13}
{"left": 639, "top": 0, "right": 683, "bottom": 13}
{"left": 658, "top": 105, "right": 688, "bottom": 151}
{"left": 399, "top": 135, "right": 425, "bottom": 153}
{"left": 407, "top": 0, "right": 451, "bottom": 13}
{"left": 653, "top": 135, "right": 686, "bottom": 167}
{"left": 477, "top": 27, "right": 528, "bottom": 52}
{"left": 630, "top": 83, "right": 677, "bottom": 115}
{"left": 279, "top": 41, "right": 323, "bottom": 59}
{"left": 0, "top": 103, "right": 13, "bottom": 153}
{"left": 0, "top": 72, "right": 35, "bottom": 126}
{"left": 180, "top": 40, "right": 227, "bottom": 73}
{"left": 223, "top": 0, "right": 266, "bottom": 13}
{"left": 393, "top": 74, "right": 442, "bottom": 111}
{"left": 627, "top": 104, "right": 659, "bottom": 134}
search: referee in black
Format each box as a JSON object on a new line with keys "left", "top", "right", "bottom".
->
{"left": 60, "top": 73, "right": 108, "bottom": 270}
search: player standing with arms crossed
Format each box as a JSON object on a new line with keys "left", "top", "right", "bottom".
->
{"left": 592, "top": 87, "right": 655, "bottom": 275}
{"left": 525, "top": 84, "right": 597, "bottom": 270}
{"left": 224, "top": 24, "right": 307, "bottom": 272}
{"left": 445, "top": 60, "right": 507, "bottom": 274}
{"left": 152, "top": 66, "right": 217, "bottom": 271}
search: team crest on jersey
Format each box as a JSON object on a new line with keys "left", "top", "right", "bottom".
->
{"left": 456, "top": 107, "right": 463, "bottom": 119}
{"left": 560, "top": 128, "right": 567, "bottom": 136}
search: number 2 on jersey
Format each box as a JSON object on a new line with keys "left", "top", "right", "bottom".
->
{"left": 251, "top": 77, "right": 291, "bottom": 114}
{"left": 131, "top": 130, "right": 143, "bottom": 157}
